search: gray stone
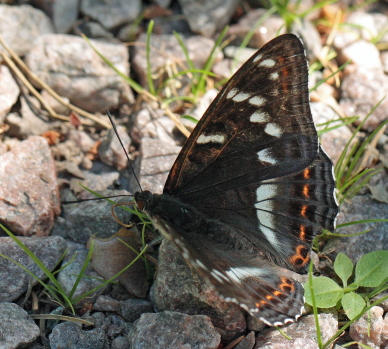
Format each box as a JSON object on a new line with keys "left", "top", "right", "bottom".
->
{"left": 139, "top": 137, "right": 181, "bottom": 194}
{"left": 57, "top": 248, "right": 105, "bottom": 303}
{"left": 35, "top": 0, "right": 79, "bottom": 33}
{"left": 6, "top": 97, "right": 51, "bottom": 138}
{"left": 129, "top": 311, "right": 221, "bottom": 349}
{"left": 310, "top": 101, "right": 353, "bottom": 163}
{"left": 25, "top": 34, "right": 134, "bottom": 113}
{"left": 134, "top": 108, "right": 177, "bottom": 145}
{"left": 77, "top": 20, "right": 115, "bottom": 39}
{"left": 339, "top": 67, "right": 388, "bottom": 133}
{"left": 41, "top": 90, "right": 71, "bottom": 115}
{"left": 349, "top": 306, "right": 385, "bottom": 349}
{"left": 235, "top": 331, "right": 255, "bottom": 349}
{"left": 94, "top": 295, "right": 154, "bottom": 322}
{"left": 98, "top": 125, "right": 131, "bottom": 170}
{"left": 337, "top": 40, "right": 382, "bottom": 69}
{"left": 61, "top": 190, "right": 133, "bottom": 243}
{"left": 49, "top": 322, "right": 106, "bottom": 349}
{"left": 0, "top": 5, "right": 54, "bottom": 56}
{"left": 0, "top": 136, "right": 60, "bottom": 236}
{"left": 52, "top": 0, "right": 79, "bottom": 33}
{"left": 0, "top": 65, "right": 19, "bottom": 122}
{"left": 324, "top": 194, "right": 388, "bottom": 263}
{"left": 0, "top": 236, "right": 67, "bottom": 301}
{"left": 70, "top": 162, "right": 121, "bottom": 194}
{"left": 178, "top": 0, "right": 239, "bottom": 37}
{"left": 0, "top": 302, "right": 40, "bottom": 348}
{"left": 81, "top": 0, "right": 141, "bottom": 30}
{"left": 255, "top": 313, "right": 338, "bottom": 348}
{"left": 228, "top": 9, "right": 285, "bottom": 48}
{"left": 346, "top": 11, "right": 387, "bottom": 41}
{"left": 111, "top": 335, "right": 130, "bottom": 349}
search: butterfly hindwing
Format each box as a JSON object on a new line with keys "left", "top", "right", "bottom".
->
{"left": 175, "top": 145, "right": 338, "bottom": 274}
{"left": 146, "top": 203, "right": 305, "bottom": 326}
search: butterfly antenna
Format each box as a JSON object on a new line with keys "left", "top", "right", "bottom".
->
{"left": 62, "top": 194, "right": 134, "bottom": 204}
{"left": 106, "top": 110, "right": 143, "bottom": 192}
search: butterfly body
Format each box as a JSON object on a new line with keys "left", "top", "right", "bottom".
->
{"left": 134, "top": 34, "right": 339, "bottom": 326}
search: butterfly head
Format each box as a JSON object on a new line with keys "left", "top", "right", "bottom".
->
{"left": 134, "top": 190, "right": 154, "bottom": 212}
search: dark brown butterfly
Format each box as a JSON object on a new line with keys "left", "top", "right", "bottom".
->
{"left": 135, "top": 34, "right": 338, "bottom": 326}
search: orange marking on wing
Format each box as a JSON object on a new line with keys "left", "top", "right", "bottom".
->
{"left": 303, "top": 168, "right": 310, "bottom": 179}
{"left": 281, "top": 67, "right": 289, "bottom": 92}
{"left": 303, "top": 184, "right": 310, "bottom": 198}
{"left": 289, "top": 245, "right": 310, "bottom": 268}
{"left": 299, "top": 225, "right": 306, "bottom": 241}
{"left": 279, "top": 277, "right": 295, "bottom": 292}
{"left": 300, "top": 205, "right": 308, "bottom": 217}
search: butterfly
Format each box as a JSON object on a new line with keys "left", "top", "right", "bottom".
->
{"left": 134, "top": 34, "right": 339, "bottom": 326}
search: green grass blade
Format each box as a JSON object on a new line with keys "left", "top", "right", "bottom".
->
{"left": 306, "top": 261, "right": 323, "bottom": 348}
{"left": 162, "top": 96, "right": 196, "bottom": 107}
{"left": 317, "top": 116, "right": 358, "bottom": 136}
{"left": 336, "top": 219, "right": 388, "bottom": 228}
{"left": 173, "top": 31, "right": 196, "bottom": 80}
{"left": 81, "top": 34, "right": 145, "bottom": 95}
{"left": 335, "top": 96, "right": 386, "bottom": 182}
{"left": 338, "top": 168, "right": 375, "bottom": 195}
{"left": 68, "top": 242, "right": 95, "bottom": 300}
{"left": 310, "top": 61, "right": 350, "bottom": 92}
{"left": 146, "top": 20, "right": 156, "bottom": 95}
{"left": 343, "top": 120, "right": 387, "bottom": 184}
{"left": 194, "top": 26, "right": 229, "bottom": 97}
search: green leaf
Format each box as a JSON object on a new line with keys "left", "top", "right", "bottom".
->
{"left": 355, "top": 250, "right": 388, "bottom": 287}
{"left": 334, "top": 253, "right": 354, "bottom": 287}
{"left": 304, "top": 276, "right": 344, "bottom": 308}
{"left": 341, "top": 292, "right": 366, "bottom": 320}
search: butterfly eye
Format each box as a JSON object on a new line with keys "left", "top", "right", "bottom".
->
{"left": 137, "top": 200, "right": 146, "bottom": 211}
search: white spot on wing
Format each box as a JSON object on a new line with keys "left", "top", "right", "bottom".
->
{"left": 260, "top": 224, "right": 281, "bottom": 251}
{"left": 226, "top": 267, "right": 268, "bottom": 282}
{"left": 195, "top": 259, "right": 207, "bottom": 270}
{"left": 253, "top": 53, "right": 263, "bottom": 63}
{"left": 249, "top": 96, "right": 266, "bottom": 107}
{"left": 212, "top": 269, "right": 229, "bottom": 281}
{"left": 254, "top": 201, "right": 282, "bottom": 252}
{"left": 257, "top": 148, "right": 277, "bottom": 164}
{"left": 250, "top": 111, "right": 269, "bottom": 123}
{"left": 227, "top": 88, "right": 238, "bottom": 99}
{"left": 197, "top": 133, "right": 226, "bottom": 144}
{"left": 259, "top": 59, "right": 276, "bottom": 68}
{"left": 269, "top": 72, "right": 279, "bottom": 80}
{"left": 264, "top": 123, "right": 282, "bottom": 138}
{"left": 232, "top": 92, "right": 250, "bottom": 102}
{"left": 256, "top": 184, "right": 278, "bottom": 200}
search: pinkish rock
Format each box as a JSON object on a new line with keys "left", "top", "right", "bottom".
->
{"left": 0, "top": 136, "right": 60, "bottom": 236}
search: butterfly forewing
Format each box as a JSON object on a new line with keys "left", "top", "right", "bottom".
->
{"left": 165, "top": 34, "right": 318, "bottom": 196}
{"left": 135, "top": 34, "right": 339, "bottom": 326}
